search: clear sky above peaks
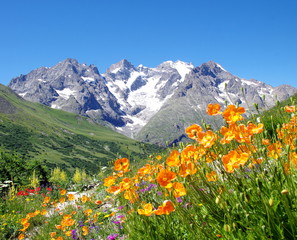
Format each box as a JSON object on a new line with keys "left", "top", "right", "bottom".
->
{"left": 0, "top": 0, "right": 296, "bottom": 87}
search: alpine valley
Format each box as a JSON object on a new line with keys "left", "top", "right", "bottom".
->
{"left": 8, "top": 58, "right": 297, "bottom": 145}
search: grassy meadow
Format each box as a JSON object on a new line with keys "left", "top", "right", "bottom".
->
{"left": 0, "top": 84, "right": 161, "bottom": 175}
{"left": 1, "top": 96, "right": 297, "bottom": 239}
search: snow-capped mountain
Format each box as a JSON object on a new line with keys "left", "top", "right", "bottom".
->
{"left": 9, "top": 58, "right": 126, "bottom": 127}
{"left": 103, "top": 59, "right": 194, "bottom": 136}
{"left": 8, "top": 58, "right": 297, "bottom": 145}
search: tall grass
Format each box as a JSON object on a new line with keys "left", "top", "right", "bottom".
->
{"left": 1, "top": 102, "right": 297, "bottom": 240}
{"left": 103, "top": 103, "right": 297, "bottom": 240}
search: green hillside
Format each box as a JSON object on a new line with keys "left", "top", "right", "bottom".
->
{"left": 251, "top": 93, "right": 297, "bottom": 137}
{"left": 0, "top": 84, "right": 161, "bottom": 174}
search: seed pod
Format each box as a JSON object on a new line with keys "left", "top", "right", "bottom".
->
{"left": 281, "top": 189, "right": 289, "bottom": 195}
{"left": 224, "top": 224, "right": 231, "bottom": 232}
{"left": 268, "top": 198, "right": 274, "bottom": 206}
{"left": 244, "top": 193, "right": 250, "bottom": 203}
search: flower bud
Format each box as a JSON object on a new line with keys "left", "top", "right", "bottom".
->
{"left": 224, "top": 224, "right": 231, "bottom": 232}
{"left": 281, "top": 189, "right": 289, "bottom": 195}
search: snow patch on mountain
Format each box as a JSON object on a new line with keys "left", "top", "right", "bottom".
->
{"left": 104, "top": 60, "right": 195, "bottom": 136}
{"left": 56, "top": 88, "right": 76, "bottom": 100}
{"left": 81, "top": 76, "right": 95, "bottom": 82}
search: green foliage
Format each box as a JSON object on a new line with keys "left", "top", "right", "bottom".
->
{"left": 0, "top": 84, "right": 163, "bottom": 174}
{"left": 0, "top": 148, "right": 29, "bottom": 185}
{"left": 49, "top": 167, "right": 68, "bottom": 187}
{"left": 255, "top": 93, "right": 297, "bottom": 138}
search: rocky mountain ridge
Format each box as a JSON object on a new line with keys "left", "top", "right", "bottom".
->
{"left": 8, "top": 58, "right": 297, "bottom": 145}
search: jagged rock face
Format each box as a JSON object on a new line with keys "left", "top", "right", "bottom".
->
{"left": 135, "top": 61, "right": 297, "bottom": 145}
{"left": 9, "top": 58, "right": 125, "bottom": 126}
{"left": 8, "top": 58, "right": 297, "bottom": 145}
{"left": 103, "top": 60, "right": 194, "bottom": 137}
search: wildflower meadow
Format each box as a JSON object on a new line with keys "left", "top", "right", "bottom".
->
{"left": 1, "top": 102, "right": 297, "bottom": 239}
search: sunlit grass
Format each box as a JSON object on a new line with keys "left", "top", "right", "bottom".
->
{"left": 1, "top": 102, "right": 297, "bottom": 239}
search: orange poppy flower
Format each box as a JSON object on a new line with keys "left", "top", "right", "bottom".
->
{"left": 106, "top": 185, "right": 121, "bottom": 194}
{"left": 207, "top": 103, "right": 222, "bottom": 116}
{"left": 81, "top": 195, "right": 90, "bottom": 203}
{"left": 137, "top": 203, "right": 154, "bottom": 216}
{"left": 114, "top": 158, "right": 130, "bottom": 172}
{"left": 205, "top": 151, "right": 218, "bottom": 163}
{"left": 82, "top": 226, "right": 89, "bottom": 236}
{"left": 123, "top": 189, "right": 139, "bottom": 203}
{"left": 185, "top": 124, "right": 203, "bottom": 139}
{"left": 247, "top": 123, "right": 264, "bottom": 135}
{"left": 137, "top": 164, "right": 152, "bottom": 175}
{"left": 262, "top": 138, "right": 270, "bottom": 145}
{"left": 154, "top": 200, "right": 175, "bottom": 215}
{"left": 95, "top": 200, "right": 102, "bottom": 205}
{"left": 172, "top": 182, "right": 187, "bottom": 198}
{"left": 119, "top": 177, "right": 131, "bottom": 191}
{"left": 222, "top": 105, "right": 245, "bottom": 124}
{"left": 267, "top": 141, "right": 282, "bottom": 159}
{"left": 18, "top": 234, "right": 25, "bottom": 240}
{"left": 40, "top": 209, "right": 47, "bottom": 215}
{"left": 220, "top": 125, "right": 236, "bottom": 144}
{"left": 55, "top": 224, "right": 63, "bottom": 230}
{"left": 60, "top": 189, "right": 67, "bottom": 195}
{"left": 21, "top": 218, "right": 28, "bottom": 225}
{"left": 20, "top": 222, "right": 30, "bottom": 232}
{"left": 65, "top": 231, "right": 72, "bottom": 237}
{"left": 59, "top": 197, "right": 66, "bottom": 204}
{"left": 181, "top": 145, "right": 206, "bottom": 163}
{"left": 50, "top": 232, "right": 57, "bottom": 238}
{"left": 43, "top": 196, "right": 51, "bottom": 204}
{"left": 67, "top": 194, "right": 75, "bottom": 201}
{"left": 156, "top": 169, "right": 177, "bottom": 188}
{"left": 197, "top": 130, "right": 217, "bottom": 148}
{"left": 284, "top": 152, "right": 297, "bottom": 173}
{"left": 84, "top": 208, "right": 93, "bottom": 216}
{"left": 206, "top": 171, "right": 218, "bottom": 182}
{"left": 234, "top": 124, "right": 251, "bottom": 143}
{"left": 61, "top": 215, "right": 75, "bottom": 227}
{"left": 285, "top": 105, "right": 296, "bottom": 113}
{"left": 104, "top": 175, "right": 117, "bottom": 187}
{"left": 26, "top": 212, "right": 35, "bottom": 218}
{"left": 222, "top": 150, "right": 249, "bottom": 173}
{"left": 166, "top": 150, "right": 180, "bottom": 167}
{"left": 179, "top": 162, "right": 197, "bottom": 177}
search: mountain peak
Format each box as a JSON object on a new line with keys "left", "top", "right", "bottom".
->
{"left": 61, "top": 58, "right": 79, "bottom": 65}
{"left": 106, "top": 59, "right": 135, "bottom": 73}
{"left": 197, "top": 61, "right": 228, "bottom": 77}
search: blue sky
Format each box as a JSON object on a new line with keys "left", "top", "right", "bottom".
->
{"left": 0, "top": 0, "right": 296, "bottom": 87}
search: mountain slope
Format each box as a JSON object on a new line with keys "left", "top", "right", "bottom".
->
{"left": 8, "top": 59, "right": 297, "bottom": 145}
{"left": 8, "top": 58, "right": 126, "bottom": 127}
{"left": 135, "top": 61, "right": 297, "bottom": 145}
{"left": 0, "top": 84, "right": 160, "bottom": 173}
{"left": 103, "top": 59, "right": 195, "bottom": 137}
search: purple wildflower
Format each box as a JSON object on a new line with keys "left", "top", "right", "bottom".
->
{"left": 112, "top": 220, "right": 121, "bottom": 225}
{"left": 147, "top": 184, "right": 157, "bottom": 191}
{"left": 78, "top": 221, "right": 84, "bottom": 227}
{"left": 118, "top": 206, "right": 124, "bottom": 210}
{"left": 107, "top": 233, "right": 119, "bottom": 240}
{"left": 71, "top": 229, "right": 78, "bottom": 240}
